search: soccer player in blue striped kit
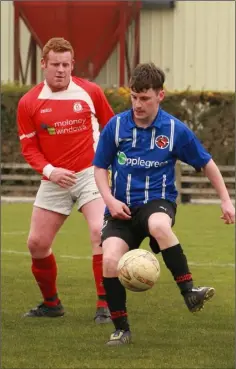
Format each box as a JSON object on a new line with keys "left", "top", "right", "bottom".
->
{"left": 93, "top": 63, "right": 235, "bottom": 345}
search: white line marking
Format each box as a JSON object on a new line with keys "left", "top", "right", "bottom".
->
{"left": 1, "top": 250, "right": 234, "bottom": 267}
{"left": 2, "top": 250, "right": 29, "bottom": 255}
{"left": 2, "top": 231, "right": 27, "bottom": 236}
{"left": 1, "top": 250, "right": 91, "bottom": 259}
{"left": 60, "top": 255, "right": 92, "bottom": 260}
{"left": 189, "top": 262, "right": 235, "bottom": 268}
{"left": 2, "top": 230, "right": 66, "bottom": 236}
{"left": 1, "top": 197, "right": 35, "bottom": 203}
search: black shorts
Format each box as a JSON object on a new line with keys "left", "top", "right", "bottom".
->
{"left": 101, "top": 199, "right": 177, "bottom": 254}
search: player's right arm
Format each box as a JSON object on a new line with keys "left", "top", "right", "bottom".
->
{"left": 93, "top": 117, "right": 131, "bottom": 220}
{"left": 94, "top": 167, "right": 131, "bottom": 220}
{"left": 17, "top": 97, "right": 77, "bottom": 188}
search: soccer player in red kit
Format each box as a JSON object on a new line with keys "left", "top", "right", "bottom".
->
{"left": 17, "top": 37, "right": 114, "bottom": 322}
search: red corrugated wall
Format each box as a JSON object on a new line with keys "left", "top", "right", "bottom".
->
{"left": 14, "top": 1, "right": 138, "bottom": 79}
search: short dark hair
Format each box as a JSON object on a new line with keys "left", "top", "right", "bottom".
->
{"left": 129, "top": 62, "right": 165, "bottom": 92}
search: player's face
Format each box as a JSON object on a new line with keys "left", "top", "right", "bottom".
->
{"left": 131, "top": 88, "right": 165, "bottom": 125}
{"left": 41, "top": 50, "right": 74, "bottom": 92}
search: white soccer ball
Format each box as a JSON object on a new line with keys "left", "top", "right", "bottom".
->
{"left": 117, "top": 249, "right": 160, "bottom": 292}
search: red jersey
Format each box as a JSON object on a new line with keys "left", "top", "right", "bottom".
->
{"left": 17, "top": 76, "right": 114, "bottom": 175}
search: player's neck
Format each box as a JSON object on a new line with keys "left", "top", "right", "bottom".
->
{"left": 133, "top": 108, "right": 159, "bottom": 128}
{"left": 45, "top": 77, "right": 71, "bottom": 92}
{"left": 48, "top": 83, "right": 70, "bottom": 92}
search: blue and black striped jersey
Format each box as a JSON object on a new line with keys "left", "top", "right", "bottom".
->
{"left": 93, "top": 108, "right": 211, "bottom": 208}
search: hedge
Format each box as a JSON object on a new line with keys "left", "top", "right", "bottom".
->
{"left": 1, "top": 84, "right": 235, "bottom": 164}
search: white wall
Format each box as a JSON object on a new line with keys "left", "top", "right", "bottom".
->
{"left": 140, "top": 1, "right": 235, "bottom": 91}
{"left": 1, "top": 1, "right": 14, "bottom": 82}
{"left": 1, "top": 1, "right": 42, "bottom": 84}
{"left": 171, "top": 1, "right": 235, "bottom": 91}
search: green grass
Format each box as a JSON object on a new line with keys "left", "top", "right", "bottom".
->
{"left": 1, "top": 204, "right": 235, "bottom": 369}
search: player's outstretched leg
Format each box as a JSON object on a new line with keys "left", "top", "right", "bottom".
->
{"left": 161, "top": 244, "right": 215, "bottom": 312}
{"left": 182, "top": 286, "right": 215, "bottom": 312}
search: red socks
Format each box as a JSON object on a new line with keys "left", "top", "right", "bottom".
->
{"left": 92, "top": 254, "right": 108, "bottom": 308}
{"left": 32, "top": 253, "right": 108, "bottom": 309}
{"left": 31, "top": 254, "right": 59, "bottom": 307}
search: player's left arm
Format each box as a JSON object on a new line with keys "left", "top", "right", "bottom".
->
{"left": 203, "top": 159, "right": 235, "bottom": 224}
{"left": 92, "top": 85, "right": 114, "bottom": 127}
{"left": 174, "top": 126, "right": 235, "bottom": 224}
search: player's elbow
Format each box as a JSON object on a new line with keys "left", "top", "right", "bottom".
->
{"left": 94, "top": 166, "right": 107, "bottom": 178}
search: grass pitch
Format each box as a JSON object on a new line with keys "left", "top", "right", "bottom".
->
{"left": 1, "top": 204, "right": 234, "bottom": 368}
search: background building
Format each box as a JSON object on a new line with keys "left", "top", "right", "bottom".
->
{"left": 1, "top": 0, "right": 235, "bottom": 91}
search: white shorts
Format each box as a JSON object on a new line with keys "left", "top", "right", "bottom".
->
{"left": 34, "top": 166, "right": 102, "bottom": 215}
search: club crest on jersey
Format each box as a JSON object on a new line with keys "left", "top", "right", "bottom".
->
{"left": 73, "top": 102, "right": 83, "bottom": 113}
{"left": 155, "top": 135, "right": 169, "bottom": 149}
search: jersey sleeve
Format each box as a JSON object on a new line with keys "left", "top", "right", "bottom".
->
{"left": 17, "top": 97, "right": 50, "bottom": 174}
{"left": 92, "top": 85, "right": 114, "bottom": 127}
{"left": 174, "top": 124, "right": 212, "bottom": 171}
{"left": 93, "top": 116, "right": 118, "bottom": 168}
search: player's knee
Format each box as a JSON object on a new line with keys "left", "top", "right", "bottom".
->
{"left": 90, "top": 223, "right": 102, "bottom": 246}
{"left": 149, "top": 222, "right": 172, "bottom": 242}
{"left": 27, "top": 234, "right": 50, "bottom": 256}
{"left": 103, "top": 254, "right": 119, "bottom": 276}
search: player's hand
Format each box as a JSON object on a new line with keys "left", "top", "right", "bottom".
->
{"left": 106, "top": 197, "right": 131, "bottom": 220}
{"left": 49, "top": 168, "right": 77, "bottom": 189}
{"left": 220, "top": 199, "right": 235, "bottom": 224}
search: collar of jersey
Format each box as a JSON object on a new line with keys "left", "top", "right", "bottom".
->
{"left": 128, "top": 108, "right": 163, "bottom": 129}
{"left": 43, "top": 77, "right": 73, "bottom": 92}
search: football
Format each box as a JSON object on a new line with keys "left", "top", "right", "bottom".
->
{"left": 117, "top": 249, "right": 160, "bottom": 292}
